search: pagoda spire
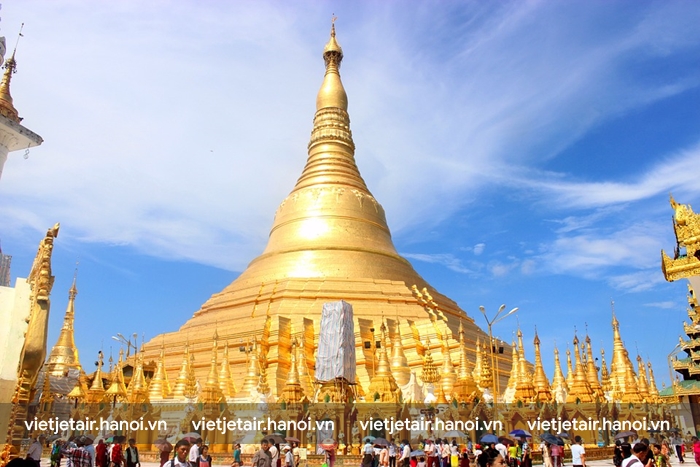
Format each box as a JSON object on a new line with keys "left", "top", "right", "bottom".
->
{"left": 636, "top": 354, "right": 650, "bottom": 402}
{"left": 200, "top": 331, "right": 224, "bottom": 403}
{"left": 279, "top": 338, "right": 308, "bottom": 404}
{"left": 566, "top": 346, "right": 574, "bottom": 388}
{"left": 514, "top": 327, "right": 536, "bottom": 403}
{"left": 218, "top": 342, "right": 237, "bottom": 399}
{"left": 87, "top": 351, "right": 106, "bottom": 401}
{"left": 610, "top": 304, "right": 637, "bottom": 399}
{"left": 479, "top": 341, "right": 493, "bottom": 392}
{"left": 296, "top": 333, "right": 315, "bottom": 397}
{"left": 551, "top": 346, "right": 568, "bottom": 403}
{"left": 503, "top": 340, "right": 519, "bottom": 403}
{"left": 533, "top": 329, "right": 552, "bottom": 402}
{"left": 126, "top": 348, "right": 149, "bottom": 404}
{"left": 439, "top": 331, "right": 457, "bottom": 397}
{"left": 105, "top": 349, "right": 128, "bottom": 402}
{"left": 390, "top": 320, "right": 410, "bottom": 386}
{"left": 421, "top": 337, "right": 440, "bottom": 385}
{"left": 647, "top": 361, "right": 660, "bottom": 402}
{"left": 600, "top": 348, "right": 611, "bottom": 396}
{"left": 472, "top": 337, "right": 483, "bottom": 386}
{"left": 148, "top": 345, "right": 171, "bottom": 401}
{"left": 585, "top": 335, "right": 603, "bottom": 399}
{"left": 367, "top": 322, "right": 400, "bottom": 402}
{"left": 566, "top": 335, "right": 593, "bottom": 403}
{"left": 172, "top": 341, "right": 191, "bottom": 399}
{"left": 453, "top": 321, "right": 479, "bottom": 403}
{"left": 45, "top": 271, "right": 83, "bottom": 377}
{"left": 0, "top": 25, "right": 22, "bottom": 123}
{"left": 237, "top": 336, "right": 262, "bottom": 400}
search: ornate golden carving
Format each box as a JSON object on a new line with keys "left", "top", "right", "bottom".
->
{"left": 662, "top": 196, "right": 700, "bottom": 281}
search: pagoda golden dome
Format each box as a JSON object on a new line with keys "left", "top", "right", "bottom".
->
{"left": 141, "top": 23, "right": 504, "bottom": 397}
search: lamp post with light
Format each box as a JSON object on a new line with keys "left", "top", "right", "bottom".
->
{"left": 111, "top": 332, "right": 138, "bottom": 358}
{"left": 479, "top": 304, "right": 518, "bottom": 405}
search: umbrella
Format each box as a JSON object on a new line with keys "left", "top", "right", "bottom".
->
{"left": 154, "top": 439, "right": 173, "bottom": 452}
{"left": 443, "top": 431, "right": 467, "bottom": 439}
{"left": 47, "top": 435, "right": 61, "bottom": 442}
{"left": 509, "top": 430, "right": 532, "bottom": 438}
{"left": 374, "top": 438, "right": 390, "bottom": 447}
{"left": 286, "top": 437, "right": 301, "bottom": 444}
{"left": 81, "top": 435, "right": 95, "bottom": 446}
{"left": 364, "top": 436, "right": 376, "bottom": 442}
{"left": 540, "top": 433, "right": 559, "bottom": 445}
{"left": 114, "top": 436, "right": 127, "bottom": 444}
{"left": 614, "top": 431, "right": 637, "bottom": 440}
{"left": 320, "top": 439, "right": 336, "bottom": 450}
{"left": 105, "top": 437, "right": 114, "bottom": 443}
{"left": 498, "top": 437, "right": 514, "bottom": 446}
{"left": 181, "top": 433, "right": 201, "bottom": 443}
{"left": 480, "top": 434, "right": 498, "bottom": 444}
{"left": 411, "top": 450, "right": 426, "bottom": 457}
{"left": 266, "top": 434, "right": 286, "bottom": 445}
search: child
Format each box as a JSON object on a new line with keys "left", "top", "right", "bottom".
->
{"left": 654, "top": 444, "right": 668, "bottom": 467}
{"left": 418, "top": 457, "right": 427, "bottom": 467}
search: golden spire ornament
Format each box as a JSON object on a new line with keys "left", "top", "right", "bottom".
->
{"left": 421, "top": 337, "right": 440, "bottom": 384}
{"left": 453, "top": 321, "right": 479, "bottom": 403}
{"left": 200, "top": 331, "right": 224, "bottom": 403}
{"left": 472, "top": 337, "right": 483, "bottom": 386}
{"left": 172, "top": 341, "right": 191, "bottom": 399}
{"left": 279, "top": 338, "right": 308, "bottom": 404}
{"left": 584, "top": 335, "right": 603, "bottom": 399}
{"left": 439, "top": 331, "right": 457, "bottom": 396}
{"left": 390, "top": 320, "right": 411, "bottom": 386}
{"left": 551, "top": 345, "right": 568, "bottom": 403}
{"left": 514, "top": 328, "right": 536, "bottom": 403}
{"left": 45, "top": 272, "right": 83, "bottom": 377}
{"left": 0, "top": 24, "right": 23, "bottom": 123}
{"left": 503, "top": 340, "right": 519, "bottom": 403}
{"left": 367, "top": 323, "right": 400, "bottom": 402}
{"left": 126, "top": 348, "right": 149, "bottom": 404}
{"left": 566, "top": 347, "right": 574, "bottom": 388}
{"left": 105, "top": 349, "right": 128, "bottom": 402}
{"left": 600, "top": 348, "right": 611, "bottom": 395}
{"left": 636, "top": 355, "right": 650, "bottom": 402}
{"left": 565, "top": 335, "right": 593, "bottom": 403}
{"left": 218, "top": 342, "right": 237, "bottom": 399}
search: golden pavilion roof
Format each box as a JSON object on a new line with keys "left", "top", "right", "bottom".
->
{"left": 139, "top": 22, "right": 507, "bottom": 398}
{"left": 662, "top": 196, "right": 700, "bottom": 281}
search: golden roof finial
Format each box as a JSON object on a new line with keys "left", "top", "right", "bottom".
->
{"left": 514, "top": 326, "right": 535, "bottom": 403}
{"left": 45, "top": 268, "right": 83, "bottom": 377}
{"left": 172, "top": 341, "right": 191, "bottom": 399}
{"left": 390, "top": 320, "right": 410, "bottom": 386}
{"left": 105, "top": 349, "right": 128, "bottom": 400}
{"left": 279, "top": 338, "right": 308, "bottom": 404}
{"left": 126, "top": 349, "right": 149, "bottom": 404}
{"left": 317, "top": 16, "right": 347, "bottom": 111}
{"left": 504, "top": 340, "right": 519, "bottom": 402}
{"left": 200, "top": 331, "right": 224, "bottom": 403}
{"left": 88, "top": 351, "right": 105, "bottom": 395}
{"left": 565, "top": 345, "right": 574, "bottom": 388}
{"left": 453, "top": 321, "right": 479, "bottom": 403}
{"left": 0, "top": 23, "right": 23, "bottom": 123}
{"left": 439, "top": 331, "right": 457, "bottom": 396}
{"left": 647, "top": 360, "right": 660, "bottom": 402}
{"left": 635, "top": 354, "right": 650, "bottom": 401}
{"left": 368, "top": 324, "right": 399, "bottom": 402}
{"left": 472, "top": 336, "right": 482, "bottom": 385}
{"left": 600, "top": 348, "right": 611, "bottom": 394}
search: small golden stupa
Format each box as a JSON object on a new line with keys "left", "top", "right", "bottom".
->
{"left": 140, "top": 23, "right": 507, "bottom": 397}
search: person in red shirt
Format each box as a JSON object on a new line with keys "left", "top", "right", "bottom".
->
{"left": 95, "top": 440, "right": 108, "bottom": 467}
{"left": 112, "top": 440, "right": 124, "bottom": 467}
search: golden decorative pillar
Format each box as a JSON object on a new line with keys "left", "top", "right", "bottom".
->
{"left": 105, "top": 350, "right": 128, "bottom": 403}
{"left": 237, "top": 337, "right": 261, "bottom": 400}
{"left": 532, "top": 330, "right": 552, "bottom": 403}
{"left": 635, "top": 355, "right": 650, "bottom": 402}
{"left": 126, "top": 350, "right": 149, "bottom": 404}
{"left": 171, "top": 342, "right": 192, "bottom": 400}
{"left": 472, "top": 337, "right": 482, "bottom": 387}
{"left": 503, "top": 340, "right": 519, "bottom": 403}
{"left": 565, "top": 347, "right": 574, "bottom": 388}
{"left": 86, "top": 351, "right": 106, "bottom": 403}
{"left": 479, "top": 341, "right": 493, "bottom": 391}
{"left": 600, "top": 349, "right": 611, "bottom": 395}
{"left": 452, "top": 321, "right": 479, "bottom": 403}
{"left": 439, "top": 332, "right": 457, "bottom": 397}
{"left": 647, "top": 361, "right": 660, "bottom": 403}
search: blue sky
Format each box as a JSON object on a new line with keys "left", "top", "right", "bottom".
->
{"left": 1, "top": 1, "right": 699, "bottom": 389}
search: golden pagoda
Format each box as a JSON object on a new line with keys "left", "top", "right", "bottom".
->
{"left": 44, "top": 275, "right": 82, "bottom": 377}
{"left": 551, "top": 346, "right": 568, "bottom": 403}
{"left": 126, "top": 350, "right": 149, "bottom": 404}
{"left": 584, "top": 335, "right": 603, "bottom": 399}
{"left": 137, "top": 22, "right": 510, "bottom": 398}
{"left": 503, "top": 340, "right": 519, "bottom": 403}
{"left": 390, "top": 321, "right": 411, "bottom": 386}
{"left": 148, "top": 346, "right": 171, "bottom": 401}
{"left": 104, "top": 349, "right": 128, "bottom": 402}
{"left": 635, "top": 355, "right": 650, "bottom": 402}
{"left": 532, "top": 329, "right": 552, "bottom": 403}
{"left": 452, "top": 321, "right": 479, "bottom": 403}
{"left": 565, "top": 335, "right": 593, "bottom": 404}
{"left": 278, "top": 339, "right": 308, "bottom": 404}
{"left": 439, "top": 331, "right": 457, "bottom": 397}
{"left": 600, "top": 349, "right": 611, "bottom": 396}
{"left": 86, "top": 351, "right": 106, "bottom": 403}
{"left": 609, "top": 307, "right": 638, "bottom": 399}
{"left": 565, "top": 347, "right": 574, "bottom": 388}
{"left": 199, "top": 332, "right": 224, "bottom": 404}
{"left": 218, "top": 342, "right": 237, "bottom": 399}
{"left": 514, "top": 328, "right": 536, "bottom": 402}
{"left": 367, "top": 323, "right": 400, "bottom": 402}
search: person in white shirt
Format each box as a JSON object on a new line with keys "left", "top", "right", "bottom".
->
{"left": 570, "top": 437, "right": 585, "bottom": 467}
{"left": 269, "top": 443, "right": 279, "bottom": 467}
{"left": 398, "top": 441, "right": 410, "bottom": 467}
{"left": 188, "top": 439, "right": 201, "bottom": 467}
{"left": 284, "top": 446, "right": 295, "bottom": 467}
{"left": 171, "top": 440, "right": 191, "bottom": 467}
{"left": 622, "top": 443, "right": 652, "bottom": 467}
{"left": 27, "top": 435, "right": 46, "bottom": 467}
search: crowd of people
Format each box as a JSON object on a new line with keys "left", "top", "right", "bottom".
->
{"left": 613, "top": 435, "right": 700, "bottom": 467}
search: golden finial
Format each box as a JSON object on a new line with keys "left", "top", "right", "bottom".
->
{"left": 317, "top": 16, "right": 347, "bottom": 111}
{"left": 532, "top": 327, "right": 552, "bottom": 402}
{"left": 390, "top": 319, "right": 410, "bottom": 386}
{"left": 0, "top": 23, "right": 24, "bottom": 123}
{"left": 45, "top": 268, "right": 83, "bottom": 377}
{"left": 218, "top": 341, "right": 237, "bottom": 399}
{"left": 566, "top": 333, "right": 594, "bottom": 403}
{"left": 148, "top": 344, "right": 171, "bottom": 401}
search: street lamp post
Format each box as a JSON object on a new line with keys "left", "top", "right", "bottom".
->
{"left": 479, "top": 304, "right": 519, "bottom": 406}
{"left": 111, "top": 333, "right": 138, "bottom": 358}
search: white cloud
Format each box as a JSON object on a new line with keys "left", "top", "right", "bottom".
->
{"left": 608, "top": 270, "right": 666, "bottom": 293}
{"left": 0, "top": 1, "right": 698, "bottom": 271}
{"left": 402, "top": 253, "right": 480, "bottom": 275}
{"left": 643, "top": 301, "right": 678, "bottom": 310}
{"left": 473, "top": 243, "right": 486, "bottom": 256}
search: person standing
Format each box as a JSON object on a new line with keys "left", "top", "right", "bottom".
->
{"left": 189, "top": 440, "right": 202, "bottom": 467}
{"left": 269, "top": 442, "right": 279, "bottom": 467}
{"left": 27, "top": 435, "right": 46, "bottom": 467}
{"left": 541, "top": 443, "right": 552, "bottom": 467}
{"left": 399, "top": 441, "right": 411, "bottom": 467}
{"left": 622, "top": 442, "right": 652, "bottom": 467}
{"left": 362, "top": 439, "right": 375, "bottom": 467}
{"left": 570, "top": 437, "right": 585, "bottom": 467}
{"left": 232, "top": 444, "right": 242, "bottom": 467}
{"left": 95, "top": 441, "right": 107, "bottom": 467}
{"left": 252, "top": 440, "right": 272, "bottom": 467}
{"left": 389, "top": 441, "right": 397, "bottom": 467}
{"left": 283, "top": 446, "right": 294, "bottom": 467}
{"left": 691, "top": 437, "right": 700, "bottom": 467}
{"left": 380, "top": 446, "right": 389, "bottom": 467}
{"left": 171, "top": 440, "right": 191, "bottom": 467}
{"left": 111, "top": 439, "right": 124, "bottom": 467}
{"left": 198, "top": 446, "right": 212, "bottom": 467}
{"left": 125, "top": 440, "right": 139, "bottom": 467}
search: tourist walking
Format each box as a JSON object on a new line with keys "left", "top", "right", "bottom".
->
{"left": 170, "top": 440, "right": 191, "bottom": 467}
{"left": 125, "top": 439, "right": 139, "bottom": 467}
{"left": 252, "top": 440, "right": 272, "bottom": 467}
{"left": 570, "top": 437, "right": 585, "bottom": 467}
{"left": 232, "top": 444, "right": 242, "bottom": 467}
